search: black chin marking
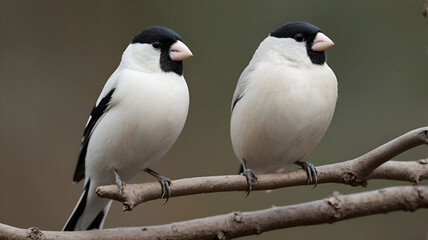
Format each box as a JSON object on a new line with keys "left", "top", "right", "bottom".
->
{"left": 160, "top": 51, "right": 183, "bottom": 75}
{"left": 306, "top": 45, "right": 326, "bottom": 65}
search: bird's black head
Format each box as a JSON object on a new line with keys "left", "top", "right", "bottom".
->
{"left": 132, "top": 26, "right": 185, "bottom": 75}
{"left": 270, "top": 21, "right": 327, "bottom": 65}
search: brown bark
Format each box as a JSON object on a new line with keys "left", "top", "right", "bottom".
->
{"left": 96, "top": 160, "right": 428, "bottom": 211}
{"left": 96, "top": 127, "right": 428, "bottom": 210}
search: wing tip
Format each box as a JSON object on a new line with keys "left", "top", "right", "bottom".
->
{"left": 72, "top": 171, "right": 84, "bottom": 183}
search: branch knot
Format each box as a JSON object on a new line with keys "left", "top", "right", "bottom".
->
{"left": 341, "top": 172, "right": 368, "bottom": 187}
{"left": 27, "top": 227, "right": 45, "bottom": 240}
{"left": 232, "top": 212, "right": 243, "bottom": 223}
{"left": 417, "top": 159, "right": 427, "bottom": 165}
{"left": 216, "top": 231, "right": 227, "bottom": 240}
{"left": 326, "top": 195, "right": 342, "bottom": 220}
{"left": 418, "top": 130, "right": 428, "bottom": 144}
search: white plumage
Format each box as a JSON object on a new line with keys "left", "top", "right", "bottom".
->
{"left": 230, "top": 22, "right": 337, "bottom": 187}
{"left": 64, "top": 26, "right": 192, "bottom": 231}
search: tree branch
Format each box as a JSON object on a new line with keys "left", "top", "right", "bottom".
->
{"left": 96, "top": 127, "right": 428, "bottom": 210}
{"left": 1, "top": 186, "right": 427, "bottom": 240}
{"left": 348, "top": 126, "right": 428, "bottom": 180}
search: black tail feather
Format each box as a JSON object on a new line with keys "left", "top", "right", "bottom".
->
{"left": 63, "top": 180, "right": 90, "bottom": 231}
{"left": 88, "top": 210, "right": 105, "bottom": 230}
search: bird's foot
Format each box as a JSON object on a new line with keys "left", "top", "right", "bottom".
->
{"left": 144, "top": 168, "right": 172, "bottom": 202}
{"left": 158, "top": 175, "right": 172, "bottom": 201}
{"left": 242, "top": 168, "right": 258, "bottom": 197}
{"left": 114, "top": 169, "right": 125, "bottom": 195}
{"left": 295, "top": 161, "right": 318, "bottom": 187}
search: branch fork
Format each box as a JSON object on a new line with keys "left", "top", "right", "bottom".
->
{"left": 97, "top": 127, "right": 428, "bottom": 210}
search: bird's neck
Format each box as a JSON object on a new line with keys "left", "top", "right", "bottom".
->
{"left": 118, "top": 45, "right": 163, "bottom": 73}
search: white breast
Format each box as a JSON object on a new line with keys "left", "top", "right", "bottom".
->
{"left": 86, "top": 69, "right": 189, "bottom": 181}
{"left": 230, "top": 62, "right": 337, "bottom": 173}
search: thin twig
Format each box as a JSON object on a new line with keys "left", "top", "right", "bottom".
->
{"left": 1, "top": 186, "right": 427, "bottom": 240}
{"left": 96, "top": 127, "right": 428, "bottom": 210}
{"left": 348, "top": 126, "right": 428, "bottom": 180}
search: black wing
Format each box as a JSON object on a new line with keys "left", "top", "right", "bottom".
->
{"left": 72, "top": 88, "right": 116, "bottom": 183}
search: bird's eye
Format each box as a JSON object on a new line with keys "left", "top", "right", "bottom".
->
{"left": 152, "top": 42, "right": 161, "bottom": 49}
{"left": 294, "top": 33, "right": 304, "bottom": 42}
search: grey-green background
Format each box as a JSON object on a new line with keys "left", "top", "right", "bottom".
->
{"left": 1, "top": 1, "right": 427, "bottom": 239}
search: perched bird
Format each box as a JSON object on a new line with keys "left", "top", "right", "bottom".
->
{"left": 230, "top": 21, "right": 337, "bottom": 193}
{"left": 63, "top": 26, "right": 193, "bottom": 231}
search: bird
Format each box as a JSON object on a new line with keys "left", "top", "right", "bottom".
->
{"left": 230, "top": 21, "right": 337, "bottom": 194}
{"left": 63, "top": 26, "right": 193, "bottom": 231}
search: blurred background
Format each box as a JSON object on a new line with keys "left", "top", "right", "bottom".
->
{"left": 1, "top": 0, "right": 427, "bottom": 239}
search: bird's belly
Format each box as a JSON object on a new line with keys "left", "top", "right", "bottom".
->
{"left": 231, "top": 78, "right": 336, "bottom": 173}
{"left": 86, "top": 81, "right": 189, "bottom": 182}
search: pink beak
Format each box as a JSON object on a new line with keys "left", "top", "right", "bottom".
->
{"left": 169, "top": 40, "right": 193, "bottom": 61}
{"left": 311, "top": 32, "right": 334, "bottom": 52}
